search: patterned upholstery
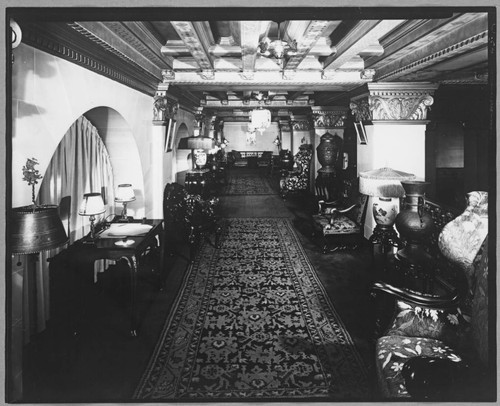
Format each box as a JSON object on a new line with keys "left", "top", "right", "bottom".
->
{"left": 376, "top": 335, "right": 462, "bottom": 398}
{"left": 372, "top": 231, "right": 489, "bottom": 400}
{"left": 311, "top": 191, "right": 368, "bottom": 253}
{"left": 311, "top": 213, "right": 360, "bottom": 235}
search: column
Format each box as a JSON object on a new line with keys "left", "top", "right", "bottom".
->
{"left": 278, "top": 119, "right": 292, "bottom": 153}
{"left": 152, "top": 89, "right": 178, "bottom": 219}
{"left": 349, "top": 82, "right": 438, "bottom": 238}
{"left": 289, "top": 114, "right": 313, "bottom": 155}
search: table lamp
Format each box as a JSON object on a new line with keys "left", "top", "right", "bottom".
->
{"left": 78, "top": 192, "right": 106, "bottom": 240}
{"left": 359, "top": 167, "right": 416, "bottom": 260}
{"left": 115, "top": 183, "right": 136, "bottom": 221}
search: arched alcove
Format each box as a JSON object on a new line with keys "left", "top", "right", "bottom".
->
{"left": 175, "top": 123, "right": 192, "bottom": 185}
{"left": 85, "top": 107, "right": 145, "bottom": 218}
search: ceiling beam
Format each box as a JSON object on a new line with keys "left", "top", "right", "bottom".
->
{"left": 240, "top": 21, "right": 271, "bottom": 78}
{"left": 284, "top": 20, "right": 334, "bottom": 71}
{"left": 322, "top": 19, "right": 405, "bottom": 72}
{"left": 170, "top": 21, "right": 215, "bottom": 71}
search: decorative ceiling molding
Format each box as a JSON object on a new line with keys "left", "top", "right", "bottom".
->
{"left": 323, "top": 19, "right": 405, "bottom": 72}
{"left": 284, "top": 20, "right": 332, "bottom": 71}
{"left": 22, "top": 22, "right": 158, "bottom": 96}
{"left": 373, "top": 13, "right": 488, "bottom": 80}
{"left": 170, "top": 21, "right": 214, "bottom": 71}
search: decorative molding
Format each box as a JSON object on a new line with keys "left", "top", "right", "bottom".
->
{"left": 22, "top": 22, "right": 158, "bottom": 96}
{"left": 199, "top": 69, "right": 215, "bottom": 80}
{"left": 161, "top": 69, "right": 175, "bottom": 81}
{"left": 311, "top": 107, "right": 348, "bottom": 129}
{"left": 349, "top": 99, "right": 371, "bottom": 122}
{"left": 290, "top": 118, "right": 312, "bottom": 131}
{"left": 360, "top": 69, "right": 376, "bottom": 80}
{"left": 170, "top": 21, "right": 214, "bottom": 71}
{"left": 279, "top": 120, "right": 291, "bottom": 132}
{"left": 350, "top": 83, "right": 438, "bottom": 122}
{"left": 240, "top": 70, "right": 255, "bottom": 80}
{"left": 153, "top": 91, "right": 179, "bottom": 124}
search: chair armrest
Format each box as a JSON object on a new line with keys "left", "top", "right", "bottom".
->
{"left": 330, "top": 203, "right": 358, "bottom": 214}
{"left": 318, "top": 199, "right": 342, "bottom": 213}
{"left": 370, "top": 281, "right": 461, "bottom": 310}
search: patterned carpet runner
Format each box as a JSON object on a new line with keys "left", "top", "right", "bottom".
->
{"left": 223, "top": 168, "right": 276, "bottom": 195}
{"left": 134, "top": 218, "right": 368, "bottom": 401}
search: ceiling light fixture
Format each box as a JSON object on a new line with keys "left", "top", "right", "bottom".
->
{"left": 258, "top": 21, "right": 297, "bottom": 67}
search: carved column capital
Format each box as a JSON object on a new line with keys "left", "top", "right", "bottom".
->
{"left": 310, "top": 106, "right": 348, "bottom": 129}
{"left": 289, "top": 115, "right": 313, "bottom": 131}
{"left": 153, "top": 90, "right": 179, "bottom": 125}
{"left": 350, "top": 82, "right": 439, "bottom": 124}
{"left": 278, "top": 120, "right": 291, "bottom": 133}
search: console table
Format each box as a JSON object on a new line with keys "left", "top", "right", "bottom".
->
{"left": 56, "top": 218, "right": 163, "bottom": 337}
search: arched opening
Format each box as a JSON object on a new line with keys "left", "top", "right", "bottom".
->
{"left": 174, "top": 123, "right": 192, "bottom": 185}
{"left": 85, "top": 107, "right": 145, "bottom": 218}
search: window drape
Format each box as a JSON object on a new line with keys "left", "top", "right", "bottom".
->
{"left": 18, "top": 115, "right": 115, "bottom": 342}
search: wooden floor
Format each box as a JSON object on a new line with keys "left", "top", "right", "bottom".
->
{"left": 21, "top": 171, "right": 378, "bottom": 403}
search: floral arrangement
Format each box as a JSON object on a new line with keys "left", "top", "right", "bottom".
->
{"left": 21, "top": 158, "right": 43, "bottom": 205}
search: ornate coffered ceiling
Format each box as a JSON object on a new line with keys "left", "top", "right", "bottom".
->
{"left": 15, "top": 7, "right": 491, "bottom": 113}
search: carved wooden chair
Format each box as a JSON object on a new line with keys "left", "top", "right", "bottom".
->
{"left": 163, "top": 183, "right": 222, "bottom": 263}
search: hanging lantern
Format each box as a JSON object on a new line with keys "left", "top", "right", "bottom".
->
{"left": 249, "top": 107, "right": 271, "bottom": 135}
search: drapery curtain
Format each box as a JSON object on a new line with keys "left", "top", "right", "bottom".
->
{"left": 18, "top": 115, "right": 115, "bottom": 342}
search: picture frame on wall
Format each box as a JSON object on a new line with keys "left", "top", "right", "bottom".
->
{"left": 165, "top": 119, "right": 177, "bottom": 152}
{"left": 354, "top": 122, "right": 367, "bottom": 145}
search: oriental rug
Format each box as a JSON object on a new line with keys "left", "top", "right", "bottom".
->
{"left": 134, "top": 218, "right": 369, "bottom": 401}
{"left": 223, "top": 169, "right": 276, "bottom": 195}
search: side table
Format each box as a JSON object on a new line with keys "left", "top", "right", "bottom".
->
{"left": 61, "top": 218, "right": 163, "bottom": 337}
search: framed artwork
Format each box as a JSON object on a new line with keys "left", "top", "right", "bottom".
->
{"left": 165, "top": 119, "right": 177, "bottom": 152}
{"left": 354, "top": 122, "right": 367, "bottom": 145}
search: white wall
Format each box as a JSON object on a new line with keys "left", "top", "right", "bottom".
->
{"left": 357, "top": 123, "right": 427, "bottom": 237}
{"left": 224, "top": 122, "right": 280, "bottom": 153}
{"left": 11, "top": 44, "right": 156, "bottom": 216}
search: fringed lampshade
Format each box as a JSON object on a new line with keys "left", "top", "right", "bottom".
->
{"left": 359, "top": 167, "right": 416, "bottom": 198}
{"left": 359, "top": 168, "right": 417, "bottom": 255}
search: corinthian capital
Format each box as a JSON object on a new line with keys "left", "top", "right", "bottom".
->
{"left": 350, "top": 82, "right": 438, "bottom": 123}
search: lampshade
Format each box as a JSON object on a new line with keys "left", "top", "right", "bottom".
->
{"left": 359, "top": 167, "right": 416, "bottom": 198}
{"left": 11, "top": 205, "right": 68, "bottom": 254}
{"left": 186, "top": 136, "right": 215, "bottom": 150}
{"left": 78, "top": 193, "right": 106, "bottom": 216}
{"left": 115, "top": 184, "right": 136, "bottom": 203}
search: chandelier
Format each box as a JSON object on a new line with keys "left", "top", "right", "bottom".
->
{"left": 249, "top": 107, "right": 271, "bottom": 135}
{"left": 258, "top": 21, "right": 297, "bottom": 66}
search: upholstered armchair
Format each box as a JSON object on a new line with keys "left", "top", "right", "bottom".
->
{"left": 257, "top": 151, "right": 273, "bottom": 168}
{"left": 311, "top": 181, "right": 368, "bottom": 253}
{"left": 279, "top": 144, "right": 313, "bottom": 199}
{"left": 370, "top": 225, "right": 490, "bottom": 400}
{"left": 163, "top": 183, "right": 222, "bottom": 263}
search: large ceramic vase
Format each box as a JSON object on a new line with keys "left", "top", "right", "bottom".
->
{"left": 372, "top": 197, "right": 399, "bottom": 227}
{"left": 316, "top": 132, "right": 342, "bottom": 174}
{"left": 395, "top": 181, "right": 434, "bottom": 264}
{"left": 438, "top": 191, "right": 488, "bottom": 271}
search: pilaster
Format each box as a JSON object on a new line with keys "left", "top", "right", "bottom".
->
{"left": 349, "top": 82, "right": 439, "bottom": 238}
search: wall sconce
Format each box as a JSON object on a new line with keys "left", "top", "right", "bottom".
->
{"left": 78, "top": 192, "right": 106, "bottom": 240}
{"left": 114, "top": 184, "right": 136, "bottom": 222}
